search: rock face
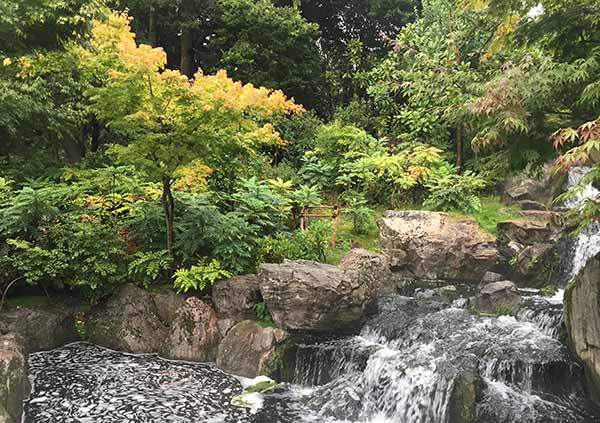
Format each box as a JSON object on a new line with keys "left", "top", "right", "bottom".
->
{"left": 478, "top": 281, "right": 520, "bottom": 314}
{"left": 339, "top": 248, "right": 396, "bottom": 292}
{"left": 0, "top": 334, "right": 30, "bottom": 423}
{"left": 258, "top": 260, "right": 376, "bottom": 333}
{"left": 497, "top": 220, "right": 563, "bottom": 286}
{"left": 216, "top": 320, "right": 288, "bottom": 378}
{"left": 86, "top": 284, "right": 169, "bottom": 353}
{"left": 212, "top": 275, "right": 262, "bottom": 322}
{"left": 151, "top": 291, "right": 186, "bottom": 324}
{"left": 379, "top": 211, "right": 498, "bottom": 282}
{"left": 565, "top": 253, "right": 600, "bottom": 404}
{"left": 0, "top": 304, "right": 79, "bottom": 352}
{"left": 86, "top": 284, "right": 222, "bottom": 360}
{"left": 162, "top": 297, "right": 221, "bottom": 362}
{"left": 501, "top": 164, "right": 561, "bottom": 208}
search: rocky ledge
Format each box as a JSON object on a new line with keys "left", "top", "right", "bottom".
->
{"left": 379, "top": 210, "right": 498, "bottom": 282}
{"left": 0, "top": 334, "right": 29, "bottom": 423}
{"left": 258, "top": 259, "right": 377, "bottom": 334}
{"left": 565, "top": 252, "right": 600, "bottom": 405}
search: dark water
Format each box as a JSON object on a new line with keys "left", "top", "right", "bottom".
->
{"left": 24, "top": 288, "right": 600, "bottom": 423}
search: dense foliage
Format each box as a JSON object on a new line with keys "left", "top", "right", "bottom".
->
{"left": 0, "top": 0, "right": 598, "bottom": 300}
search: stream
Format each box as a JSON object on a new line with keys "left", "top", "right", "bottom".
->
{"left": 22, "top": 286, "right": 600, "bottom": 423}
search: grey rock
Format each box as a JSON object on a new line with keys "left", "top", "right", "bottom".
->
{"left": 216, "top": 320, "right": 288, "bottom": 378}
{"left": 339, "top": 248, "right": 394, "bottom": 293}
{"left": 481, "top": 271, "right": 504, "bottom": 285}
{"left": 379, "top": 211, "right": 498, "bottom": 282}
{"left": 438, "top": 285, "right": 458, "bottom": 301}
{"left": 478, "top": 281, "right": 520, "bottom": 314}
{"left": 86, "top": 284, "right": 168, "bottom": 353}
{"left": 258, "top": 260, "right": 376, "bottom": 334}
{"left": 151, "top": 291, "right": 185, "bottom": 325}
{"left": 497, "top": 220, "right": 559, "bottom": 246}
{"left": 565, "top": 253, "right": 600, "bottom": 405}
{"left": 212, "top": 275, "right": 262, "bottom": 322}
{"left": 497, "top": 220, "right": 563, "bottom": 286}
{"left": 0, "top": 334, "right": 30, "bottom": 423}
{"left": 517, "top": 200, "right": 547, "bottom": 211}
{"left": 162, "top": 297, "right": 221, "bottom": 362}
{"left": 0, "top": 303, "right": 79, "bottom": 352}
{"left": 217, "top": 319, "right": 237, "bottom": 337}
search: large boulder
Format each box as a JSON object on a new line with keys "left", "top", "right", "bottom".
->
{"left": 339, "top": 248, "right": 397, "bottom": 293}
{"left": 501, "top": 164, "right": 562, "bottom": 208}
{"left": 258, "top": 260, "right": 376, "bottom": 334}
{"left": 0, "top": 303, "right": 79, "bottom": 352}
{"left": 86, "top": 284, "right": 168, "bottom": 353}
{"left": 497, "top": 220, "right": 563, "bottom": 286}
{"left": 151, "top": 290, "right": 186, "bottom": 325}
{"left": 212, "top": 275, "right": 262, "bottom": 322}
{"left": 379, "top": 211, "right": 498, "bottom": 282}
{"left": 478, "top": 281, "right": 521, "bottom": 314}
{"left": 0, "top": 334, "right": 30, "bottom": 423}
{"left": 565, "top": 253, "right": 600, "bottom": 404}
{"left": 162, "top": 297, "right": 221, "bottom": 362}
{"left": 216, "top": 320, "right": 289, "bottom": 378}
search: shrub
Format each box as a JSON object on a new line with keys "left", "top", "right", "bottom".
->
{"left": 423, "top": 164, "right": 487, "bottom": 214}
{"left": 127, "top": 250, "right": 173, "bottom": 287}
{"left": 340, "top": 191, "right": 374, "bottom": 235}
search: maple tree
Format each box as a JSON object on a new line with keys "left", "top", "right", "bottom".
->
{"left": 86, "top": 12, "right": 303, "bottom": 258}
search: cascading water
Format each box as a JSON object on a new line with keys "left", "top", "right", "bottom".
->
{"left": 23, "top": 287, "right": 600, "bottom": 422}
{"left": 564, "top": 166, "right": 600, "bottom": 278}
{"left": 286, "top": 291, "right": 598, "bottom": 423}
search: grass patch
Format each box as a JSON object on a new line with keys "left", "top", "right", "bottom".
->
{"left": 465, "top": 196, "right": 520, "bottom": 235}
{"left": 326, "top": 208, "right": 383, "bottom": 265}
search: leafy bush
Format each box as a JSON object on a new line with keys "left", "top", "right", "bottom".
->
{"left": 254, "top": 302, "right": 275, "bottom": 327}
{"left": 211, "top": 212, "right": 261, "bottom": 274}
{"left": 340, "top": 191, "right": 374, "bottom": 235}
{"left": 262, "top": 219, "right": 332, "bottom": 263}
{"left": 127, "top": 250, "right": 173, "bottom": 287}
{"left": 423, "top": 164, "right": 487, "bottom": 214}
{"left": 173, "top": 259, "right": 232, "bottom": 293}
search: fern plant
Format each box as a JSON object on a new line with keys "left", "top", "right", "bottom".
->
{"left": 127, "top": 250, "right": 172, "bottom": 287}
{"left": 173, "top": 259, "right": 232, "bottom": 293}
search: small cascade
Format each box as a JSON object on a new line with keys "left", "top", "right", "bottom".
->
{"left": 285, "top": 294, "right": 597, "bottom": 423}
{"left": 514, "top": 295, "right": 565, "bottom": 339}
{"left": 564, "top": 166, "right": 600, "bottom": 278}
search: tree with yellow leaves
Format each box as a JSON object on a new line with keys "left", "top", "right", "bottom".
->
{"left": 86, "top": 12, "right": 303, "bottom": 260}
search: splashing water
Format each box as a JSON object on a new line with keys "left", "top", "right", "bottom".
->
{"left": 565, "top": 166, "right": 600, "bottom": 278}
{"left": 24, "top": 291, "right": 600, "bottom": 423}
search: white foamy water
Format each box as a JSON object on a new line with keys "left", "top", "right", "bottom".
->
{"left": 565, "top": 167, "right": 600, "bottom": 278}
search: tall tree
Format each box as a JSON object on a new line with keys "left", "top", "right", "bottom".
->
{"left": 87, "top": 13, "right": 303, "bottom": 259}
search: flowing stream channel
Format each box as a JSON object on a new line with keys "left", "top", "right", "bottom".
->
{"left": 23, "top": 287, "right": 600, "bottom": 423}
{"left": 23, "top": 167, "right": 600, "bottom": 422}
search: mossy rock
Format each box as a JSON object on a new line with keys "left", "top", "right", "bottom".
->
{"left": 448, "top": 372, "right": 481, "bottom": 423}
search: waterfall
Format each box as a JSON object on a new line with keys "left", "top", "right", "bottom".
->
{"left": 25, "top": 292, "right": 600, "bottom": 423}
{"left": 286, "top": 295, "right": 595, "bottom": 423}
{"left": 565, "top": 166, "right": 600, "bottom": 278}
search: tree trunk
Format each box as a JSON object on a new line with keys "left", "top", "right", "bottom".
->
{"left": 455, "top": 125, "right": 464, "bottom": 174}
{"left": 62, "top": 133, "right": 85, "bottom": 164}
{"left": 180, "top": 28, "right": 194, "bottom": 78}
{"left": 161, "top": 176, "right": 175, "bottom": 260}
{"left": 148, "top": 10, "right": 157, "bottom": 46}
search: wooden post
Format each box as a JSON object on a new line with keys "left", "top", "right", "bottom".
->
{"left": 331, "top": 205, "right": 339, "bottom": 249}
